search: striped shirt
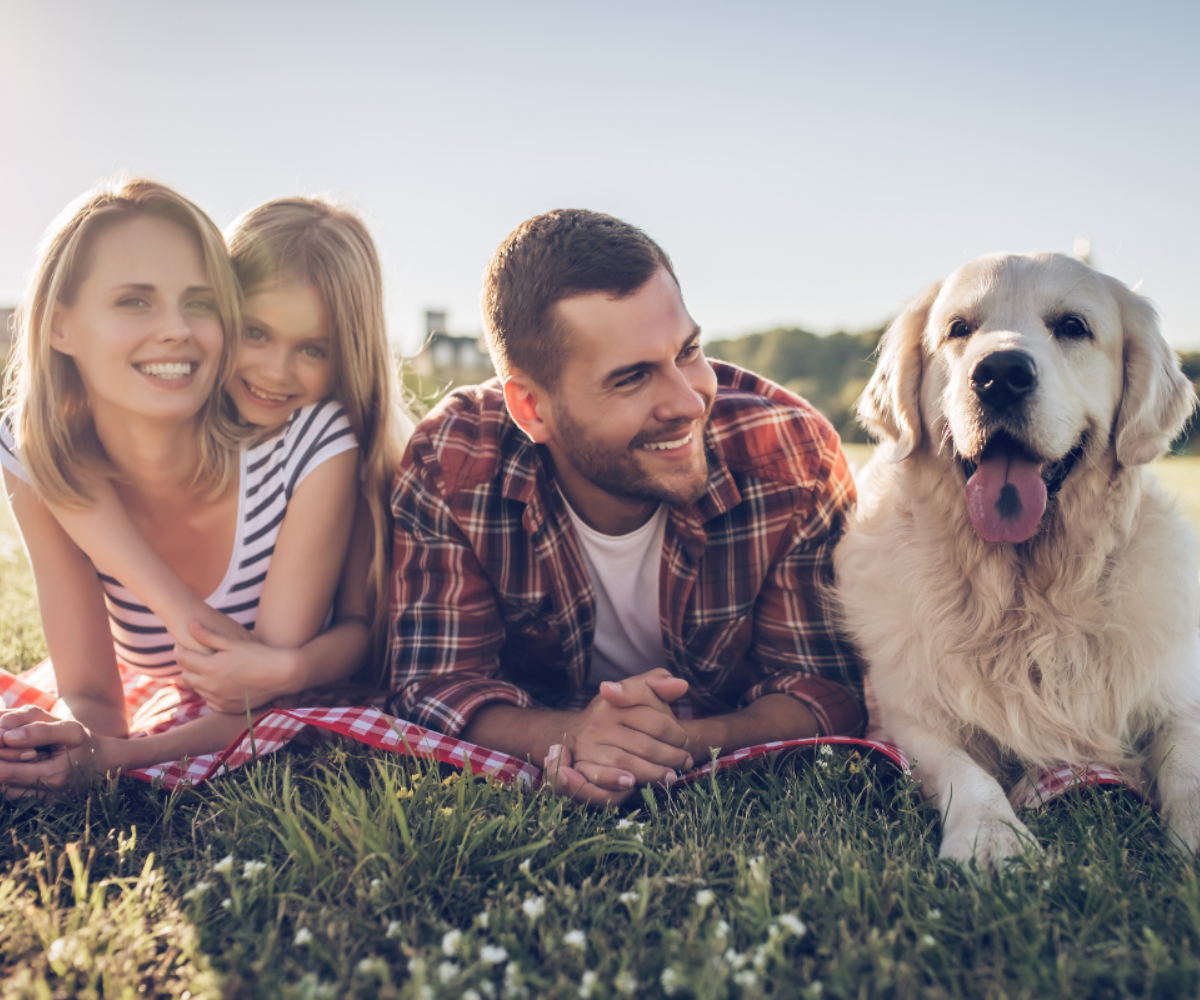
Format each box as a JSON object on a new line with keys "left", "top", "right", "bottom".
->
{"left": 387, "top": 360, "right": 866, "bottom": 739}
{"left": 0, "top": 399, "right": 357, "bottom": 677}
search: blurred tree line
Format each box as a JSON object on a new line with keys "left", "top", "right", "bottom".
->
{"left": 706, "top": 327, "right": 1200, "bottom": 455}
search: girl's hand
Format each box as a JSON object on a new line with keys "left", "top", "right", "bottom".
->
{"left": 165, "top": 601, "right": 253, "bottom": 654}
{"left": 175, "top": 621, "right": 297, "bottom": 715}
{"left": 0, "top": 706, "right": 112, "bottom": 801}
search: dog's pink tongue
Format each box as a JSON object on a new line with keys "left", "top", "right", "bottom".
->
{"left": 965, "top": 452, "right": 1046, "bottom": 543}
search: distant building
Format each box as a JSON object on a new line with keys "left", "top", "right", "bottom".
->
{"left": 411, "top": 309, "right": 494, "bottom": 392}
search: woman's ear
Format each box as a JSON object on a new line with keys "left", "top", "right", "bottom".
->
{"left": 48, "top": 304, "right": 75, "bottom": 355}
{"left": 857, "top": 280, "right": 938, "bottom": 460}
{"left": 1109, "top": 277, "right": 1197, "bottom": 467}
{"left": 503, "top": 372, "right": 553, "bottom": 444}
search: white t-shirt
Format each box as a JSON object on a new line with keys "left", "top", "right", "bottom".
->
{"left": 0, "top": 399, "right": 357, "bottom": 677}
{"left": 561, "top": 497, "right": 670, "bottom": 685}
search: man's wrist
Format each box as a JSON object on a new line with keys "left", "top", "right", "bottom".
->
{"left": 680, "top": 716, "right": 730, "bottom": 766}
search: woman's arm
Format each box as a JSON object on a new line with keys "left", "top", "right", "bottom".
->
{"left": 3, "top": 469, "right": 129, "bottom": 737}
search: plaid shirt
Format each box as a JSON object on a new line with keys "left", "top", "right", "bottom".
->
{"left": 387, "top": 361, "right": 865, "bottom": 739}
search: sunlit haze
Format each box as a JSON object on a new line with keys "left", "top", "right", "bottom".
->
{"left": 2, "top": 1, "right": 1197, "bottom": 351}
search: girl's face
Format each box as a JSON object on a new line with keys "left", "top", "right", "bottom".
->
{"left": 227, "top": 281, "right": 333, "bottom": 427}
{"left": 50, "top": 216, "right": 225, "bottom": 426}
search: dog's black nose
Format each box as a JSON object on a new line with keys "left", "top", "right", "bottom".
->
{"left": 970, "top": 350, "right": 1037, "bottom": 411}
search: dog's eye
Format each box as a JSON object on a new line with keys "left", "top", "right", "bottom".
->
{"left": 948, "top": 319, "right": 973, "bottom": 340}
{"left": 1050, "top": 314, "right": 1092, "bottom": 341}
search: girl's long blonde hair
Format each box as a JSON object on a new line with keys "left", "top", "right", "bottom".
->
{"left": 226, "top": 197, "right": 413, "bottom": 642}
{"left": 2, "top": 177, "right": 242, "bottom": 507}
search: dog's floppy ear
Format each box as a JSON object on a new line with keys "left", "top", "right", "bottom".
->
{"left": 857, "top": 280, "right": 939, "bottom": 460}
{"left": 1109, "top": 277, "right": 1197, "bottom": 467}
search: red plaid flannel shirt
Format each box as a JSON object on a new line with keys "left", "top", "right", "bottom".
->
{"left": 387, "top": 361, "right": 865, "bottom": 739}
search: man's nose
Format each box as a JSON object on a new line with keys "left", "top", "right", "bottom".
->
{"left": 657, "top": 365, "right": 709, "bottom": 422}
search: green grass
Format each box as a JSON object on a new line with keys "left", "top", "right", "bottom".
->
{"left": 3, "top": 463, "right": 1200, "bottom": 998}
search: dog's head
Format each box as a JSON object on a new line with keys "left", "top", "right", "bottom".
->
{"left": 859, "top": 253, "right": 1196, "bottom": 544}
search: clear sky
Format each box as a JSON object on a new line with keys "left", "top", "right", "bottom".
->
{"left": 2, "top": 0, "right": 1198, "bottom": 352}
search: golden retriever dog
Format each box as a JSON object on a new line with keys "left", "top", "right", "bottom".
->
{"left": 834, "top": 253, "right": 1200, "bottom": 868}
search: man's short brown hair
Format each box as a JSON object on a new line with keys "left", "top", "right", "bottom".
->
{"left": 482, "top": 209, "right": 676, "bottom": 386}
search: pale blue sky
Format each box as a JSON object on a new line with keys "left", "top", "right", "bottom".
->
{"left": 2, "top": 0, "right": 1198, "bottom": 351}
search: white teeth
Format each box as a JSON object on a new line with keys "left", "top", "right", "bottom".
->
{"left": 245, "top": 383, "right": 290, "bottom": 403}
{"left": 139, "top": 362, "right": 193, "bottom": 379}
{"left": 642, "top": 432, "right": 692, "bottom": 452}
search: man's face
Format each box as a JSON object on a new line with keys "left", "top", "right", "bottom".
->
{"left": 539, "top": 268, "right": 718, "bottom": 533}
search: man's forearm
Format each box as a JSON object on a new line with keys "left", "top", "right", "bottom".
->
{"left": 681, "top": 693, "right": 821, "bottom": 762}
{"left": 460, "top": 703, "right": 582, "bottom": 765}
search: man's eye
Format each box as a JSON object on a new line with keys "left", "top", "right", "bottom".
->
{"left": 678, "top": 343, "right": 701, "bottom": 361}
{"left": 615, "top": 371, "right": 646, "bottom": 389}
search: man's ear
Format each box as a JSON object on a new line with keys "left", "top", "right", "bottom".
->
{"left": 503, "top": 371, "right": 554, "bottom": 444}
{"left": 857, "top": 280, "right": 938, "bottom": 460}
{"left": 1109, "top": 276, "right": 1197, "bottom": 467}
{"left": 48, "top": 304, "right": 75, "bottom": 355}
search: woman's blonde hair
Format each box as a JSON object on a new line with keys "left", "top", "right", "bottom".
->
{"left": 226, "top": 197, "right": 413, "bottom": 642}
{"left": 2, "top": 176, "right": 242, "bottom": 507}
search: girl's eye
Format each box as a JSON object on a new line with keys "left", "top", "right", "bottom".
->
{"left": 186, "top": 299, "right": 217, "bottom": 313}
{"left": 244, "top": 326, "right": 267, "bottom": 342}
{"left": 302, "top": 345, "right": 327, "bottom": 359}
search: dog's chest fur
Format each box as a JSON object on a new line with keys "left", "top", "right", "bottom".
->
{"left": 836, "top": 450, "right": 1200, "bottom": 772}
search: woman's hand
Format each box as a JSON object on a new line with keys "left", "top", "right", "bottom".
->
{"left": 0, "top": 706, "right": 114, "bottom": 801}
{"left": 175, "top": 620, "right": 298, "bottom": 715}
{"left": 165, "top": 600, "right": 254, "bottom": 654}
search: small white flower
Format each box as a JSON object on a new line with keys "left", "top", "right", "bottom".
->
{"left": 927, "top": 908, "right": 941, "bottom": 920}
{"left": 213, "top": 855, "right": 234, "bottom": 874}
{"left": 220, "top": 898, "right": 232, "bottom": 910}
{"left": 370, "top": 878, "right": 383, "bottom": 889}
{"left": 563, "top": 929, "right": 587, "bottom": 950}
{"left": 481, "top": 983, "right": 498, "bottom": 1000}
{"left": 733, "top": 969, "right": 758, "bottom": 988}
{"left": 437, "top": 961, "right": 460, "bottom": 984}
{"left": 463, "top": 991, "right": 483, "bottom": 1000}
{"left": 767, "top": 924, "right": 782, "bottom": 940}
{"left": 579, "top": 970, "right": 599, "bottom": 998}
{"left": 480, "top": 944, "right": 508, "bottom": 965}
{"left": 723, "top": 948, "right": 748, "bottom": 970}
{"left": 752, "top": 945, "right": 768, "bottom": 969}
{"left": 419, "top": 987, "right": 433, "bottom": 1000}
{"left": 921, "top": 934, "right": 935, "bottom": 946}
{"left": 809, "top": 981, "right": 824, "bottom": 998}
{"left": 614, "top": 970, "right": 638, "bottom": 995}
{"left": 518, "top": 858, "right": 532, "bottom": 875}
{"left": 475, "top": 911, "right": 490, "bottom": 930}
{"left": 242, "top": 860, "right": 267, "bottom": 879}
{"left": 408, "top": 957, "right": 426, "bottom": 975}
{"left": 357, "top": 957, "right": 383, "bottom": 976}
{"left": 660, "top": 967, "right": 681, "bottom": 995}
{"left": 442, "top": 928, "right": 462, "bottom": 955}
{"left": 695, "top": 888, "right": 715, "bottom": 908}
{"left": 294, "top": 927, "right": 313, "bottom": 946}
{"left": 47, "top": 938, "right": 67, "bottom": 963}
{"left": 386, "top": 920, "right": 402, "bottom": 938}
{"left": 183, "top": 880, "right": 212, "bottom": 901}
{"left": 522, "top": 895, "right": 546, "bottom": 922}
{"left": 617, "top": 818, "right": 634, "bottom": 829}
{"left": 778, "top": 913, "right": 807, "bottom": 937}
{"left": 618, "top": 890, "right": 639, "bottom": 904}
{"left": 819, "top": 744, "right": 834, "bottom": 757}
{"left": 714, "top": 919, "right": 730, "bottom": 939}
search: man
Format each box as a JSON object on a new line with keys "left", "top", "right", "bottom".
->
{"left": 388, "top": 210, "right": 864, "bottom": 807}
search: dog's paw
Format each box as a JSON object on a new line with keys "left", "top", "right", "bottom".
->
{"left": 940, "top": 812, "right": 1040, "bottom": 871}
{"left": 1161, "top": 795, "right": 1200, "bottom": 856}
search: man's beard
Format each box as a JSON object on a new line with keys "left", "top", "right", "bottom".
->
{"left": 553, "top": 401, "right": 712, "bottom": 507}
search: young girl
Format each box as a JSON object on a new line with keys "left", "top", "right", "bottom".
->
{"left": 0, "top": 182, "right": 408, "bottom": 793}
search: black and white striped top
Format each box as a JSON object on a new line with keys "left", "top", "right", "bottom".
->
{"left": 0, "top": 399, "right": 357, "bottom": 677}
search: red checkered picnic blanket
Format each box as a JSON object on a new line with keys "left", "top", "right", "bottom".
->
{"left": 0, "top": 662, "right": 1138, "bottom": 804}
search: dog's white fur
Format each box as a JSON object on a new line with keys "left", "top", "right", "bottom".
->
{"left": 834, "top": 253, "right": 1200, "bottom": 868}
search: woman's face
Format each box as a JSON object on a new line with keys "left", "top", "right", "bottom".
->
{"left": 227, "top": 281, "right": 333, "bottom": 428}
{"left": 50, "top": 215, "right": 225, "bottom": 426}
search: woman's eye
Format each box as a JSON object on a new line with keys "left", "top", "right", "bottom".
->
{"left": 186, "top": 299, "right": 217, "bottom": 313}
{"left": 244, "top": 326, "right": 267, "bottom": 342}
{"left": 302, "top": 345, "right": 327, "bottom": 359}
{"left": 117, "top": 297, "right": 148, "bottom": 309}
